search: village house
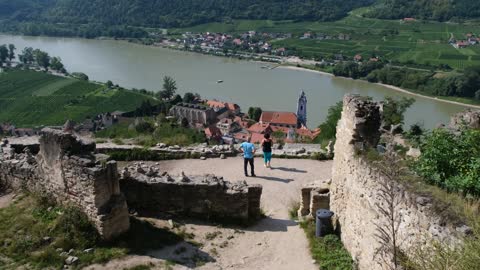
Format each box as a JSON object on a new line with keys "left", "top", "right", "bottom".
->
{"left": 259, "top": 111, "right": 298, "bottom": 129}
{"left": 354, "top": 54, "right": 363, "bottom": 62}
{"left": 206, "top": 100, "right": 241, "bottom": 115}
{"left": 216, "top": 118, "right": 242, "bottom": 135}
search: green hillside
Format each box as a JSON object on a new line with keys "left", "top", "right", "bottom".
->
{"left": 0, "top": 0, "right": 375, "bottom": 26}
{"left": 367, "top": 0, "right": 480, "bottom": 21}
{"left": 0, "top": 70, "right": 155, "bottom": 127}
{"left": 173, "top": 10, "right": 480, "bottom": 70}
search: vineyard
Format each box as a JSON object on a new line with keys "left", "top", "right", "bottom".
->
{"left": 0, "top": 70, "right": 154, "bottom": 127}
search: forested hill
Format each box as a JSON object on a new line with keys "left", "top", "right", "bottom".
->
{"left": 367, "top": 0, "right": 480, "bottom": 21}
{"left": 0, "top": 0, "right": 374, "bottom": 28}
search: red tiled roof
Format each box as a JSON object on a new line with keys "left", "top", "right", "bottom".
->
{"left": 233, "top": 131, "right": 251, "bottom": 141}
{"left": 270, "top": 126, "right": 291, "bottom": 134}
{"left": 250, "top": 133, "right": 265, "bottom": 144}
{"left": 207, "top": 100, "right": 240, "bottom": 112}
{"left": 260, "top": 111, "right": 297, "bottom": 126}
{"left": 296, "top": 127, "right": 321, "bottom": 140}
{"left": 207, "top": 100, "right": 226, "bottom": 109}
{"left": 225, "top": 103, "right": 240, "bottom": 111}
{"left": 248, "top": 122, "right": 272, "bottom": 134}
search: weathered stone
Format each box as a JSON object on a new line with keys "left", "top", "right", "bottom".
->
{"left": 450, "top": 109, "right": 480, "bottom": 129}
{"left": 120, "top": 170, "right": 263, "bottom": 223}
{"left": 329, "top": 95, "right": 465, "bottom": 270}
{"left": 65, "top": 256, "right": 78, "bottom": 265}
{"left": 0, "top": 128, "right": 130, "bottom": 240}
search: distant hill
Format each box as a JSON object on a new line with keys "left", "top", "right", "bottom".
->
{"left": 0, "top": 0, "right": 374, "bottom": 28}
{"left": 367, "top": 0, "right": 480, "bottom": 21}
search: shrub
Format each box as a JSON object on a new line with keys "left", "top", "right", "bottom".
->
{"left": 300, "top": 220, "right": 354, "bottom": 270}
{"left": 414, "top": 128, "right": 480, "bottom": 196}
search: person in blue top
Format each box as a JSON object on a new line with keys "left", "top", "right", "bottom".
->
{"left": 240, "top": 137, "right": 256, "bottom": 177}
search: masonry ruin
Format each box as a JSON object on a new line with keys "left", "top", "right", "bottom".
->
{"left": 120, "top": 168, "right": 263, "bottom": 223}
{"left": 299, "top": 95, "right": 471, "bottom": 269}
{"left": 0, "top": 128, "right": 263, "bottom": 239}
{"left": 0, "top": 128, "right": 130, "bottom": 240}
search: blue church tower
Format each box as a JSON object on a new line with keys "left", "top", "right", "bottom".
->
{"left": 297, "top": 91, "right": 307, "bottom": 128}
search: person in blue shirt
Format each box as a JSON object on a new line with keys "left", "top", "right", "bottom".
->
{"left": 240, "top": 137, "right": 256, "bottom": 177}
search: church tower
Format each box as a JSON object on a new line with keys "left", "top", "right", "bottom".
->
{"left": 296, "top": 91, "right": 307, "bottom": 128}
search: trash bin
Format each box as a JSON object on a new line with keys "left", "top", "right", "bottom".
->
{"left": 316, "top": 209, "right": 334, "bottom": 237}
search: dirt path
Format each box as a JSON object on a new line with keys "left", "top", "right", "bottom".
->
{"left": 160, "top": 158, "right": 332, "bottom": 270}
{"left": 88, "top": 157, "right": 332, "bottom": 270}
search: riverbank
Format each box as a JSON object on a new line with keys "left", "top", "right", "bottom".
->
{"left": 146, "top": 38, "right": 480, "bottom": 110}
{"left": 280, "top": 65, "right": 480, "bottom": 110}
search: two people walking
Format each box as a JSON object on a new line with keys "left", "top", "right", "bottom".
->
{"left": 239, "top": 134, "right": 273, "bottom": 177}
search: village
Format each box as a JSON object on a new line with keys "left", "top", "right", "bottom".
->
{"left": 0, "top": 91, "right": 321, "bottom": 146}
{"left": 449, "top": 32, "right": 480, "bottom": 48}
{"left": 170, "top": 91, "right": 320, "bottom": 144}
{"left": 157, "top": 30, "right": 357, "bottom": 65}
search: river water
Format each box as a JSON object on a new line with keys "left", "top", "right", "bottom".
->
{"left": 0, "top": 35, "right": 468, "bottom": 129}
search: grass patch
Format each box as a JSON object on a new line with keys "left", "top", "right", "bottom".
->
{"left": 300, "top": 220, "right": 354, "bottom": 270}
{"left": 0, "top": 194, "right": 185, "bottom": 269}
{"left": 288, "top": 200, "right": 300, "bottom": 220}
{"left": 96, "top": 119, "right": 206, "bottom": 147}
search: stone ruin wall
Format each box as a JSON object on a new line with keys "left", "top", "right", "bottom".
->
{"left": 0, "top": 128, "right": 264, "bottom": 239}
{"left": 0, "top": 128, "right": 130, "bottom": 240}
{"left": 120, "top": 167, "right": 262, "bottom": 223}
{"left": 330, "top": 95, "right": 467, "bottom": 270}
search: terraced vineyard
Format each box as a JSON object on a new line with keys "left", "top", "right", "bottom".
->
{"left": 173, "top": 8, "right": 480, "bottom": 70}
{"left": 0, "top": 70, "right": 155, "bottom": 127}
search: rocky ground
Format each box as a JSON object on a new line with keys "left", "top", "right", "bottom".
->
{"left": 92, "top": 157, "right": 332, "bottom": 270}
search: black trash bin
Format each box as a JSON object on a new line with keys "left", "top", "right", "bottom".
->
{"left": 316, "top": 209, "right": 334, "bottom": 237}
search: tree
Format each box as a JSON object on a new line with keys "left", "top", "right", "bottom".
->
{"left": 171, "top": 94, "right": 183, "bottom": 105}
{"left": 248, "top": 107, "right": 263, "bottom": 122}
{"left": 475, "top": 90, "right": 480, "bottom": 101}
{"left": 183, "top": 92, "right": 196, "bottom": 103}
{"left": 158, "top": 76, "right": 177, "bottom": 100}
{"left": 315, "top": 101, "right": 343, "bottom": 143}
{"left": 50, "top": 57, "right": 65, "bottom": 73}
{"left": 19, "top": 47, "right": 34, "bottom": 65}
{"left": 7, "top": 44, "right": 15, "bottom": 64}
{"left": 33, "top": 49, "right": 50, "bottom": 70}
{"left": 382, "top": 97, "right": 415, "bottom": 131}
{"left": 0, "top": 45, "right": 8, "bottom": 66}
{"left": 71, "top": 72, "right": 89, "bottom": 81}
{"left": 106, "top": 80, "right": 114, "bottom": 88}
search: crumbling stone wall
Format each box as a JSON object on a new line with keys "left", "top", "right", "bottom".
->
{"left": 120, "top": 165, "right": 263, "bottom": 223}
{"left": 330, "top": 95, "right": 466, "bottom": 270}
{"left": 0, "top": 128, "right": 130, "bottom": 240}
{"left": 450, "top": 109, "right": 480, "bottom": 129}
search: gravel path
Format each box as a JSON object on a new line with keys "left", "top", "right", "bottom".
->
{"left": 88, "top": 157, "right": 333, "bottom": 270}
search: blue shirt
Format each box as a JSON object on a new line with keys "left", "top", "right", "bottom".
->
{"left": 241, "top": 142, "right": 255, "bottom": 159}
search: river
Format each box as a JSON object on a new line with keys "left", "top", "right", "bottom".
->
{"left": 0, "top": 35, "right": 469, "bottom": 129}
